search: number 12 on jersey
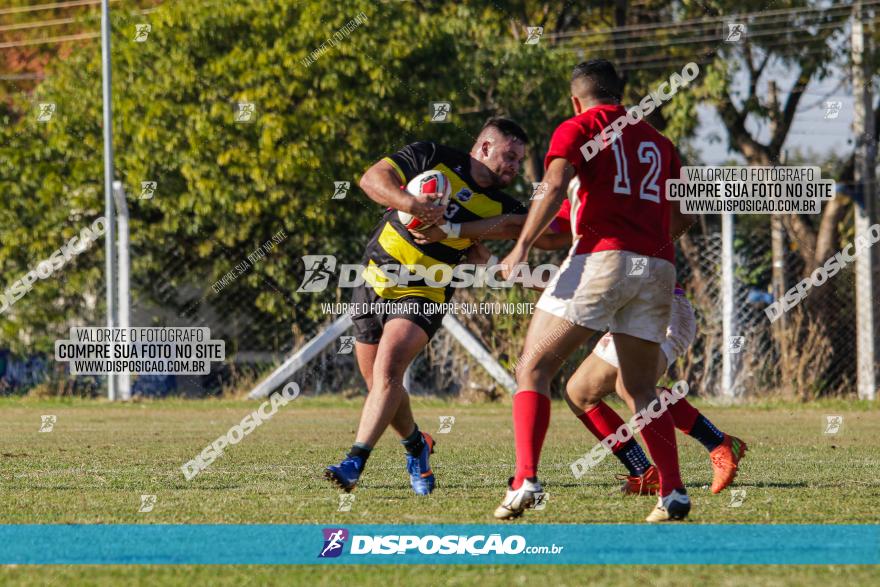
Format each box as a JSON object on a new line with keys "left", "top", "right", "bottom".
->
{"left": 610, "top": 139, "right": 662, "bottom": 203}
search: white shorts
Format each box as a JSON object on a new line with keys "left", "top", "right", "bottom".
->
{"left": 536, "top": 249, "right": 676, "bottom": 344}
{"left": 593, "top": 291, "right": 697, "bottom": 369}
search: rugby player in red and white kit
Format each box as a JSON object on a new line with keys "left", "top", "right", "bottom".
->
{"left": 495, "top": 59, "right": 692, "bottom": 522}
{"left": 412, "top": 180, "right": 749, "bottom": 499}
{"left": 553, "top": 184, "right": 748, "bottom": 498}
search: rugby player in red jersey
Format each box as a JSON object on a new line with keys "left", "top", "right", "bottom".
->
{"left": 494, "top": 59, "right": 692, "bottom": 521}
{"left": 551, "top": 190, "right": 748, "bottom": 497}
{"left": 413, "top": 184, "right": 748, "bottom": 498}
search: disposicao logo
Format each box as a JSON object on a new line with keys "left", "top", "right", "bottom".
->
{"left": 318, "top": 528, "right": 349, "bottom": 558}
{"left": 318, "top": 529, "right": 563, "bottom": 558}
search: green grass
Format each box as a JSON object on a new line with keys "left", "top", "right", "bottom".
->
{"left": 3, "top": 565, "right": 880, "bottom": 587}
{"left": 1, "top": 396, "right": 879, "bottom": 585}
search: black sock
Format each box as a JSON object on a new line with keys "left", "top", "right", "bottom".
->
{"left": 347, "top": 442, "right": 372, "bottom": 465}
{"left": 688, "top": 415, "right": 725, "bottom": 452}
{"left": 401, "top": 424, "right": 425, "bottom": 457}
{"left": 614, "top": 438, "right": 652, "bottom": 477}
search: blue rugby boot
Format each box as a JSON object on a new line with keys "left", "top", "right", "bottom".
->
{"left": 324, "top": 455, "right": 364, "bottom": 493}
{"left": 405, "top": 432, "right": 436, "bottom": 495}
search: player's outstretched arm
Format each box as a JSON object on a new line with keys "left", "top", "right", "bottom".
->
{"left": 407, "top": 215, "right": 520, "bottom": 244}
{"left": 409, "top": 214, "right": 571, "bottom": 250}
{"left": 533, "top": 229, "right": 572, "bottom": 251}
{"left": 458, "top": 215, "right": 572, "bottom": 251}
{"left": 499, "top": 158, "right": 574, "bottom": 275}
{"left": 486, "top": 215, "right": 573, "bottom": 251}
{"left": 459, "top": 214, "right": 523, "bottom": 240}
{"left": 359, "top": 160, "right": 445, "bottom": 226}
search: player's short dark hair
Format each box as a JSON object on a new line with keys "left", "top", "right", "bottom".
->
{"left": 480, "top": 117, "right": 529, "bottom": 144}
{"left": 571, "top": 59, "right": 623, "bottom": 102}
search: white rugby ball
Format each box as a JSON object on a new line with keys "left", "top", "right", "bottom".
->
{"left": 398, "top": 170, "right": 452, "bottom": 230}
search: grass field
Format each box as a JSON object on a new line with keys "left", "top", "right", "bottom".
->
{"left": 1, "top": 395, "right": 879, "bottom": 585}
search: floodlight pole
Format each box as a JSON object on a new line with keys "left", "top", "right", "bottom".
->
{"left": 721, "top": 213, "right": 737, "bottom": 400}
{"left": 853, "top": 0, "right": 878, "bottom": 400}
{"left": 113, "top": 181, "right": 131, "bottom": 401}
{"left": 101, "top": 0, "right": 117, "bottom": 400}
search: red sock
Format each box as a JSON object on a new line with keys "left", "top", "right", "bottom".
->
{"left": 577, "top": 401, "right": 626, "bottom": 452}
{"left": 638, "top": 411, "right": 683, "bottom": 495}
{"left": 512, "top": 391, "right": 551, "bottom": 489}
{"left": 665, "top": 393, "right": 700, "bottom": 433}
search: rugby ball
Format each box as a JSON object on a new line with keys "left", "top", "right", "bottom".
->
{"left": 398, "top": 170, "right": 452, "bottom": 230}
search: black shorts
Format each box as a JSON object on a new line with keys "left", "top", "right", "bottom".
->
{"left": 350, "top": 284, "right": 445, "bottom": 344}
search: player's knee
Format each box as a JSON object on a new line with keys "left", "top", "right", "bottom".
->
{"left": 575, "top": 394, "right": 602, "bottom": 414}
{"left": 562, "top": 390, "right": 580, "bottom": 414}
{"left": 371, "top": 370, "right": 406, "bottom": 393}
{"left": 616, "top": 374, "right": 655, "bottom": 400}
{"left": 515, "top": 362, "right": 552, "bottom": 390}
{"left": 566, "top": 377, "right": 602, "bottom": 407}
{"left": 563, "top": 379, "right": 585, "bottom": 412}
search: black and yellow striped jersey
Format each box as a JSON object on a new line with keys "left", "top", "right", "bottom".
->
{"left": 361, "top": 141, "right": 527, "bottom": 303}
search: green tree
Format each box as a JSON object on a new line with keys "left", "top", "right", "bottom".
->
{"left": 0, "top": 0, "right": 574, "bottom": 355}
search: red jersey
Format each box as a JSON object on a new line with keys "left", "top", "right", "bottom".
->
{"left": 550, "top": 197, "right": 574, "bottom": 236}
{"left": 544, "top": 104, "right": 681, "bottom": 262}
{"left": 553, "top": 190, "right": 686, "bottom": 295}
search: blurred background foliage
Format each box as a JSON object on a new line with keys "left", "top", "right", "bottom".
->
{"left": 0, "top": 0, "right": 868, "bottom": 397}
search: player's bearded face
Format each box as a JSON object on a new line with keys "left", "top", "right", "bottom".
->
{"left": 483, "top": 138, "right": 525, "bottom": 187}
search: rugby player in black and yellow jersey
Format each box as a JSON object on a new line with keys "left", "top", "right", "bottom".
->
{"left": 325, "top": 118, "right": 557, "bottom": 495}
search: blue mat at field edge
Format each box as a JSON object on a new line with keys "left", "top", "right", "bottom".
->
{"left": 1, "top": 524, "right": 878, "bottom": 565}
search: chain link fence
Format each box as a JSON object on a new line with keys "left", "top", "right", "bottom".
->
{"left": 676, "top": 226, "right": 856, "bottom": 399}
{"left": 0, "top": 216, "right": 860, "bottom": 399}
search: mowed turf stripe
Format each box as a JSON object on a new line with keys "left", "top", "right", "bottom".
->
{"left": 0, "top": 400, "right": 878, "bottom": 526}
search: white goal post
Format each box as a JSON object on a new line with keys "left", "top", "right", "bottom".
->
{"left": 247, "top": 314, "right": 516, "bottom": 399}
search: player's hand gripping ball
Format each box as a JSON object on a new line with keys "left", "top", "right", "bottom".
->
{"left": 398, "top": 170, "right": 452, "bottom": 230}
